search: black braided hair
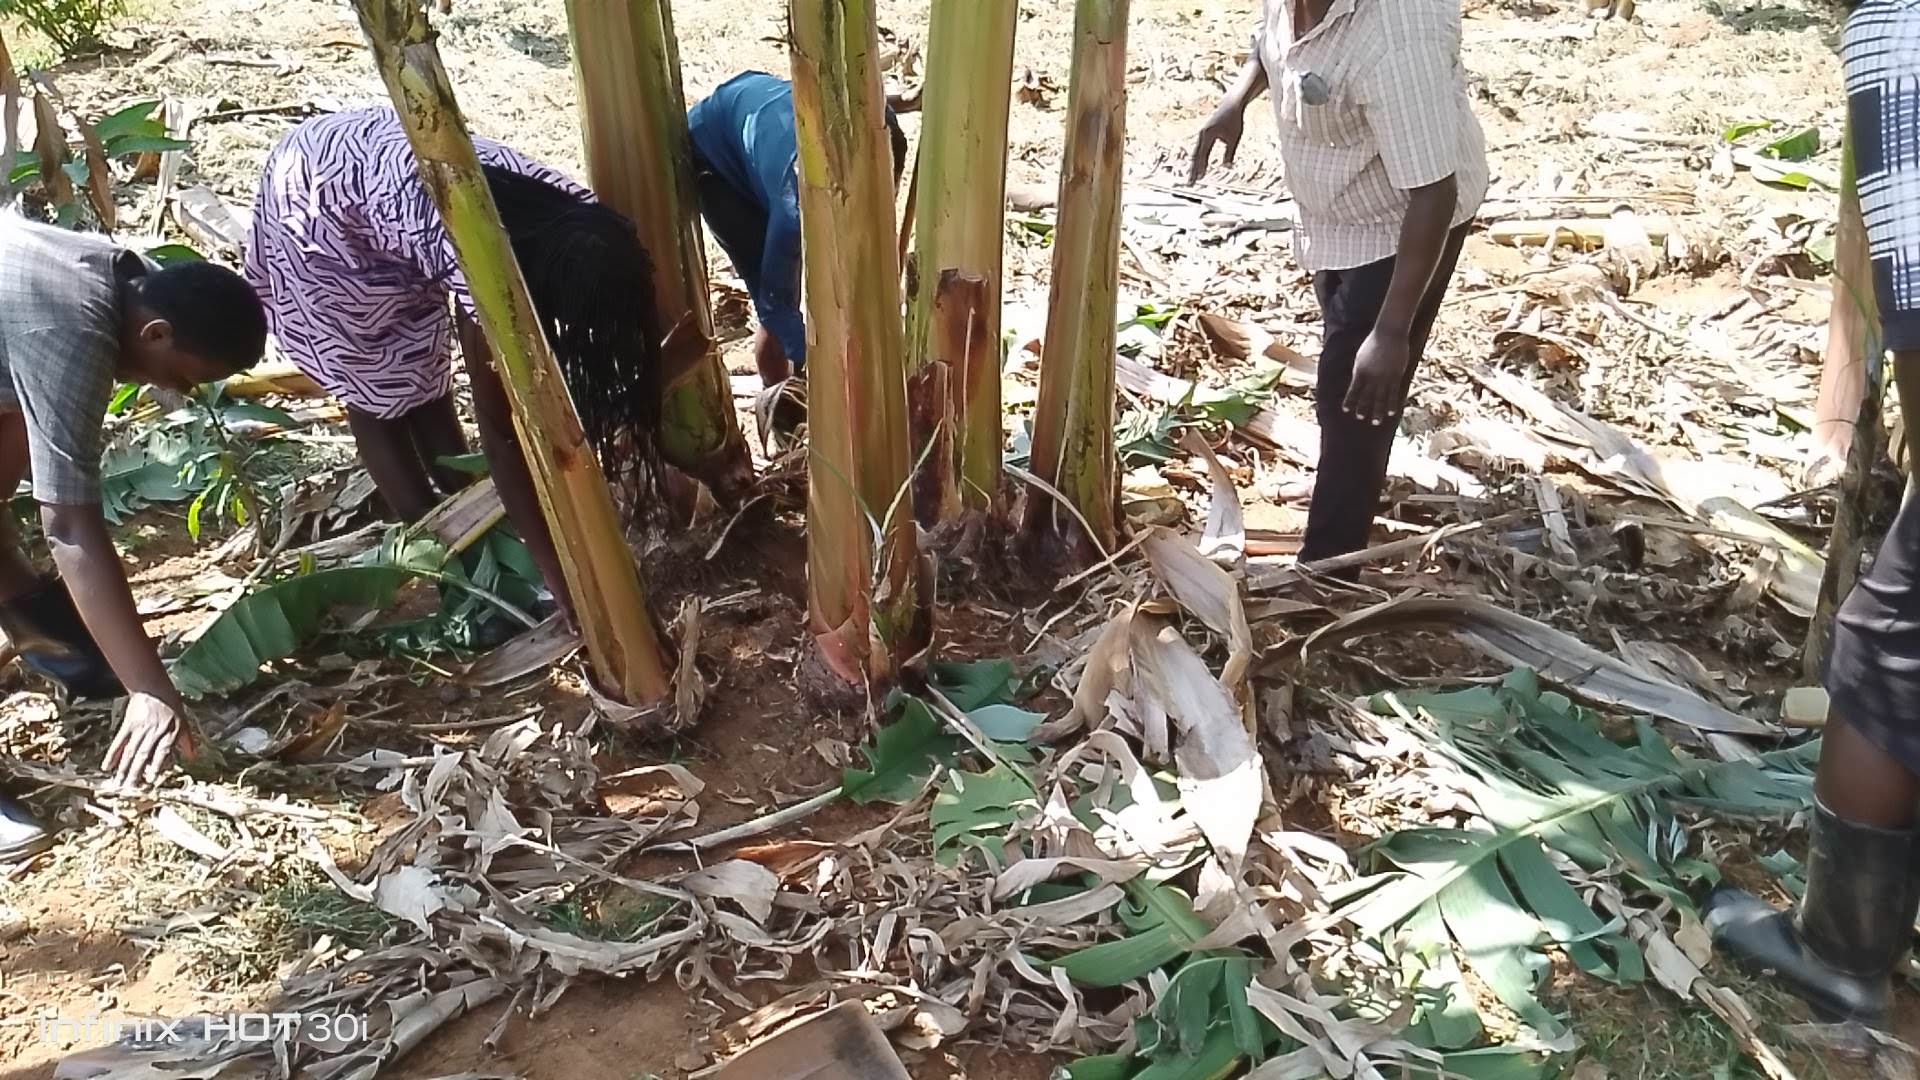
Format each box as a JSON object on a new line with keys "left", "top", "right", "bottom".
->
{"left": 481, "top": 162, "right": 665, "bottom": 517}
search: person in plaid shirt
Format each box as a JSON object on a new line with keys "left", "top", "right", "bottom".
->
{"left": 1190, "top": 0, "right": 1487, "bottom": 566}
{"left": 0, "top": 215, "right": 266, "bottom": 857}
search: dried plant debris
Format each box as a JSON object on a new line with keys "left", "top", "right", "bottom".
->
{"left": 11, "top": 8, "right": 1862, "bottom": 1077}
{"left": 24, "top": 406, "right": 1830, "bottom": 1080}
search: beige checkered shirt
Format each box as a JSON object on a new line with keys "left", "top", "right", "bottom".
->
{"left": 1257, "top": 0, "right": 1489, "bottom": 273}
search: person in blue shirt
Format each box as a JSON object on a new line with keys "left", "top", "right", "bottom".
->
{"left": 688, "top": 72, "right": 908, "bottom": 389}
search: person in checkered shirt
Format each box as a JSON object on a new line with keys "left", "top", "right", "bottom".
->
{"left": 1190, "top": 0, "right": 1488, "bottom": 567}
{"left": 0, "top": 215, "right": 266, "bottom": 859}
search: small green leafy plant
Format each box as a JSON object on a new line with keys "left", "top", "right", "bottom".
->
{"left": 0, "top": 0, "right": 126, "bottom": 58}
{"left": 10, "top": 97, "right": 189, "bottom": 226}
{"left": 377, "top": 527, "right": 546, "bottom": 654}
{"left": 95, "top": 381, "right": 287, "bottom": 533}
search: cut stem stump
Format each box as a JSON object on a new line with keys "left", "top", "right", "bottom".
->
{"left": 1022, "top": 0, "right": 1129, "bottom": 560}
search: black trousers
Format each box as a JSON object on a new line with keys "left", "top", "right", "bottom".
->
{"left": 1300, "top": 225, "right": 1470, "bottom": 564}
{"left": 691, "top": 155, "right": 771, "bottom": 297}
{"left": 692, "top": 153, "right": 810, "bottom": 378}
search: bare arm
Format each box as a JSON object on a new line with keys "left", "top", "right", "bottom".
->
{"left": 1221, "top": 50, "right": 1272, "bottom": 113}
{"left": 1342, "top": 174, "right": 1457, "bottom": 424}
{"left": 1189, "top": 48, "right": 1271, "bottom": 183}
{"left": 43, "top": 501, "right": 193, "bottom": 786}
{"left": 1375, "top": 175, "right": 1457, "bottom": 340}
{"left": 43, "top": 503, "right": 177, "bottom": 705}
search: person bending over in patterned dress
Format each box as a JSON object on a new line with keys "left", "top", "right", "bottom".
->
{"left": 246, "top": 107, "right": 672, "bottom": 628}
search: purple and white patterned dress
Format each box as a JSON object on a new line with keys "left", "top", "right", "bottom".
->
{"left": 244, "top": 107, "right": 589, "bottom": 419}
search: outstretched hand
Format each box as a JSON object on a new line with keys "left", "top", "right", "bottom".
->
{"left": 1189, "top": 103, "right": 1247, "bottom": 184}
{"left": 103, "top": 692, "right": 193, "bottom": 790}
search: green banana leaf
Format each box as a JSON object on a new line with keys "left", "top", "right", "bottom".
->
{"left": 842, "top": 698, "right": 964, "bottom": 805}
{"left": 931, "top": 764, "right": 1037, "bottom": 864}
{"left": 929, "top": 657, "right": 1019, "bottom": 710}
{"left": 171, "top": 536, "right": 451, "bottom": 698}
{"left": 1342, "top": 669, "right": 1816, "bottom": 1045}
{"left": 171, "top": 563, "right": 418, "bottom": 698}
{"left": 1050, "top": 882, "right": 1211, "bottom": 988}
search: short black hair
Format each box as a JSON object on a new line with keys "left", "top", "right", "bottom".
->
{"left": 886, "top": 110, "right": 908, "bottom": 183}
{"left": 137, "top": 261, "right": 268, "bottom": 374}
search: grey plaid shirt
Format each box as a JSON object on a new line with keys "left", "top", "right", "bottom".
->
{"left": 0, "top": 216, "right": 151, "bottom": 505}
{"left": 1258, "top": 0, "right": 1489, "bottom": 273}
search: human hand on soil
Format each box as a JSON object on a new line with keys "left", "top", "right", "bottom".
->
{"left": 1342, "top": 330, "right": 1411, "bottom": 426}
{"left": 1190, "top": 102, "right": 1247, "bottom": 184}
{"left": 103, "top": 692, "right": 192, "bottom": 789}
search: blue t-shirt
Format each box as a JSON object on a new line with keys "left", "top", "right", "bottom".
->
{"left": 688, "top": 72, "right": 807, "bottom": 366}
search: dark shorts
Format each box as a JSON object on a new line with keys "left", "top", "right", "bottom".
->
{"left": 1827, "top": 485, "right": 1920, "bottom": 770}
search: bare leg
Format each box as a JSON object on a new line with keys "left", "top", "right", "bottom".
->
{"left": 405, "top": 393, "right": 474, "bottom": 499}
{"left": 459, "top": 318, "right": 575, "bottom": 627}
{"left": 1814, "top": 717, "right": 1920, "bottom": 828}
{"left": 346, "top": 405, "right": 440, "bottom": 523}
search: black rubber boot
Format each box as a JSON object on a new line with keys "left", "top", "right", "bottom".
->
{"left": 1905, "top": 838, "right": 1920, "bottom": 954}
{"left": 0, "top": 576, "right": 123, "bottom": 701}
{"left": 1705, "top": 801, "right": 1917, "bottom": 1025}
